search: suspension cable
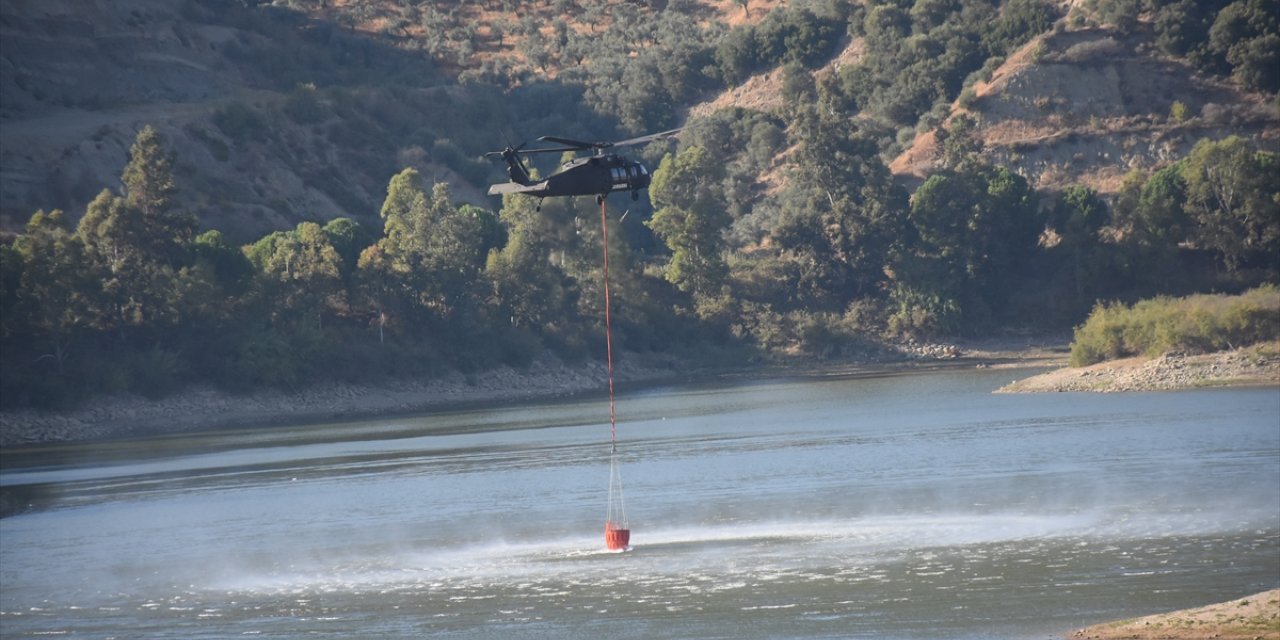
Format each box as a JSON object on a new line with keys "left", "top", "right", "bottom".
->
{"left": 601, "top": 197, "right": 617, "bottom": 451}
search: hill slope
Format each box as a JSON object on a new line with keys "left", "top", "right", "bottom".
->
{"left": 0, "top": 0, "right": 489, "bottom": 241}
{"left": 890, "top": 21, "right": 1279, "bottom": 194}
{"left": 3, "top": 0, "right": 1277, "bottom": 237}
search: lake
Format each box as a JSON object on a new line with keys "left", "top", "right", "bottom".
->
{"left": 1, "top": 368, "right": 1277, "bottom": 639}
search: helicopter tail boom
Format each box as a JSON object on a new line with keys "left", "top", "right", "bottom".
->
{"left": 487, "top": 180, "right": 549, "bottom": 197}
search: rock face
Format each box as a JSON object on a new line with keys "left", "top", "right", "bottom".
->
{"left": 997, "top": 344, "right": 1280, "bottom": 393}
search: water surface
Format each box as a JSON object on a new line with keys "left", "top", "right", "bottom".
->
{"left": 2, "top": 368, "right": 1277, "bottom": 639}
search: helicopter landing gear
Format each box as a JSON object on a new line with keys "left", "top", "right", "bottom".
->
{"left": 597, "top": 194, "right": 606, "bottom": 205}
{"left": 536, "top": 197, "right": 544, "bottom": 212}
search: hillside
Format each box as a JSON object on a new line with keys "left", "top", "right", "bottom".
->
{"left": 2, "top": 0, "right": 1278, "bottom": 412}
{"left": 1, "top": 0, "right": 497, "bottom": 241}
{"left": 890, "top": 21, "right": 1280, "bottom": 194}
{"left": 4, "top": 0, "right": 1277, "bottom": 238}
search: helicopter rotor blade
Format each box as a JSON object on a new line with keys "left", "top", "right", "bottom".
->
{"left": 513, "top": 145, "right": 583, "bottom": 155}
{"left": 612, "top": 127, "right": 682, "bottom": 148}
{"left": 536, "top": 135, "right": 603, "bottom": 150}
{"left": 488, "top": 127, "right": 682, "bottom": 160}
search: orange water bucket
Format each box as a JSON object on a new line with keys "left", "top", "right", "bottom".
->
{"left": 605, "top": 522, "right": 630, "bottom": 550}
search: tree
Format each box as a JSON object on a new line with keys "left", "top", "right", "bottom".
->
{"left": 322, "top": 217, "right": 373, "bottom": 276}
{"left": 192, "top": 230, "right": 253, "bottom": 296}
{"left": 1179, "top": 136, "right": 1280, "bottom": 273}
{"left": 1208, "top": 0, "right": 1280, "bottom": 90}
{"left": 647, "top": 146, "right": 730, "bottom": 303}
{"left": 1154, "top": 0, "right": 1210, "bottom": 57}
{"left": 77, "top": 126, "right": 196, "bottom": 331}
{"left": 863, "top": 5, "right": 910, "bottom": 54}
{"left": 1049, "top": 184, "right": 1111, "bottom": 306}
{"left": 1134, "top": 166, "right": 1191, "bottom": 252}
{"left": 77, "top": 190, "right": 176, "bottom": 330}
{"left": 257, "top": 222, "right": 344, "bottom": 328}
{"left": 898, "top": 164, "right": 1041, "bottom": 330}
{"left": 10, "top": 210, "right": 93, "bottom": 375}
{"left": 485, "top": 230, "right": 569, "bottom": 330}
{"left": 937, "top": 114, "right": 982, "bottom": 169}
{"left": 771, "top": 108, "right": 909, "bottom": 308}
{"left": 363, "top": 169, "right": 488, "bottom": 319}
{"left": 121, "top": 125, "right": 177, "bottom": 218}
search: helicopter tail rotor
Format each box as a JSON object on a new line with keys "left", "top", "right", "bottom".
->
{"left": 484, "top": 134, "right": 535, "bottom": 186}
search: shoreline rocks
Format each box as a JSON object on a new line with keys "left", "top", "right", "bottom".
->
{"left": 15, "top": 337, "right": 1264, "bottom": 448}
{"left": 998, "top": 343, "right": 1280, "bottom": 393}
{"left": 1069, "top": 588, "right": 1280, "bottom": 640}
{"left": 0, "top": 351, "right": 682, "bottom": 447}
{"left": 0, "top": 335, "right": 1092, "bottom": 448}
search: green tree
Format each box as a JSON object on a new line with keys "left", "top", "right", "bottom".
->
{"left": 1208, "top": 0, "right": 1280, "bottom": 90}
{"left": 1112, "top": 167, "right": 1189, "bottom": 290}
{"left": 1179, "top": 136, "right": 1280, "bottom": 272}
{"left": 900, "top": 165, "right": 1042, "bottom": 329}
{"left": 483, "top": 189, "right": 580, "bottom": 341}
{"left": 322, "top": 217, "right": 373, "bottom": 276}
{"left": 10, "top": 210, "right": 94, "bottom": 375}
{"left": 771, "top": 108, "right": 909, "bottom": 308}
{"left": 1154, "top": 0, "right": 1211, "bottom": 57}
{"left": 1049, "top": 184, "right": 1111, "bottom": 305}
{"left": 77, "top": 190, "right": 176, "bottom": 330}
{"left": 76, "top": 126, "right": 196, "bottom": 330}
{"left": 1134, "top": 166, "right": 1191, "bottom": 252}
{"left": 364, "top": 169, "right": 488, "bottom": 319}
{"left": 121, "top": 125, "right": 177, "bottom": 218}
{"left": 258, "top": 222, "right": 344, "bottom": 328}
{"left": 192, "top": 230, "right": 253, "bottom": 296}
{"left": 485, "top": 230, "right": 569, "bottom": 330}
{"left": 647, "top": 146, "right": 730, "bottom": 302}
{"left": 936, "top": 114, "right": 982, "bottom": 170}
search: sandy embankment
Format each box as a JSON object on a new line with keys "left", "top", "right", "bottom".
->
{"left": 1069, "top": 588, "right": 1280, "bottom": 640}
{"left": 998, "top": 343, "right": 1280, "bottom": 393}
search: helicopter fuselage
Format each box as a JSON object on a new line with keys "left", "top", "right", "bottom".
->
{"left": 488, "top": 153, "right": 651, "bottom": 201}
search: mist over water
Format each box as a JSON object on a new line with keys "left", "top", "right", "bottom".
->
{"left": 2, "top": 369, "right": 1277, "bottom": 639}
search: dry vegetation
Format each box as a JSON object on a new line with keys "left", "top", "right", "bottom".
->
{"left": 889, "top": 16, "right": 1280, "bottom": 195}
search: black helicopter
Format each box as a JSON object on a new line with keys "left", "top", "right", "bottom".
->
{"left": 485, "top": 128, "right": 680, "bottom": 206}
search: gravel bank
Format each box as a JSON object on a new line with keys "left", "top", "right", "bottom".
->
{"left": 0, "top": 337, "right": 1067, "bottom": 447}
{"left": 997, "top": 343, "right": 1280, "bottom": 393}
{"left": 1068, "top": 588, "right": 1280, "bottom": 639}
{"left": 0, "top": 352, "right": 681, "bottom": 447}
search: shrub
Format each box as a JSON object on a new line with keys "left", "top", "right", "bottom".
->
{"left": 212, "top": 101, "right": 267, "bottom": 142}
{"left": 1069, "top": 285, "right": 1280, "bottom": 366}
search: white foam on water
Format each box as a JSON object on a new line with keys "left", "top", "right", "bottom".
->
{"left": 215, "top": 510, "right": 1108, "bottom": 595}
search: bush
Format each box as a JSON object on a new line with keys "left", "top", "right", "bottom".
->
{"left": 212, "top": 101, "right": 267, "bottom": 142}
{"left": 1069, "top": 285, "right": 1280, "bottom": 366}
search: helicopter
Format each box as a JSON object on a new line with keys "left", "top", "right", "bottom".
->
{"left": 485, "top": 128, "right": 680, "bottom": 208}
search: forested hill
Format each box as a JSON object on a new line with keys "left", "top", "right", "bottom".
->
{"left": 1, "top": 0, "right": 1278, "bottom": 409}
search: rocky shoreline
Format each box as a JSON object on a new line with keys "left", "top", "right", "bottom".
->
{"left": 11, "top": 337, "right": 1275, "bottom": 447}
{"left": 997, "top": 342, "right": 1280, "bottom": 393}
{"left": 0, "top": 352, "right": 685, "bottom": 447}
{"left": 1069, "top": 588, "right": 1280, "bottom": 639}
{"left": 0, "top": 338, "right": 1067, "bottom": 448}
